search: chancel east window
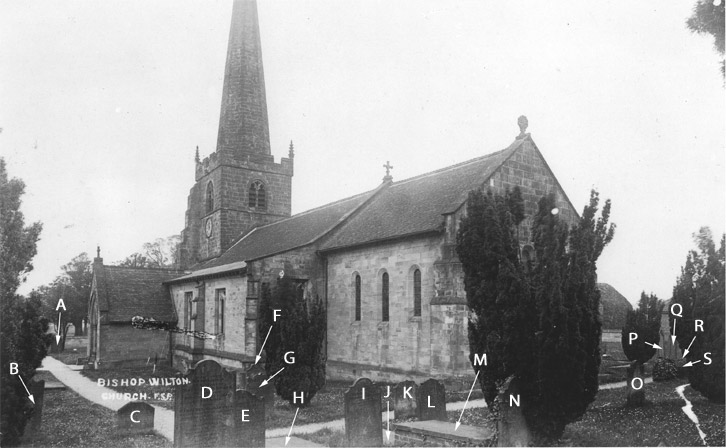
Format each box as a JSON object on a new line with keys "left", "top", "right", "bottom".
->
{"left": 215, "top": 289, "right": 226, "bottom": 335}
{"left": 249, "top": 180, "right": 266, "bottom": 209}
{"left": 413, "top": 269, "right": 421, "bottom": 317}
{"left": 206, "top": 182, "right": 214, "bottom": 214}
{"left": 382, "top": 272, "right": 389, "bottom": 322}
{"left": 355, "top": 275, "right": 361, "bottom": 321}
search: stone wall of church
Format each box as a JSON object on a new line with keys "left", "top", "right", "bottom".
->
{"left": 98, "top": 324, "right": 170, "bottom": 368}
{"left": 326, "top": 235, "right": 464, "bottom": 382}
{"left": 170, "top": 276, "right": 250, "bottom": 372}
{"left": 489, "top": 139, "right": 580, "bottom": 240}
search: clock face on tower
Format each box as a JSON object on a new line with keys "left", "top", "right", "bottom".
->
{"left": 205, "top": 218, "right": 213, "bottom": 238}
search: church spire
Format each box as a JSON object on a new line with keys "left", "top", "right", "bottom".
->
{"left": 216, "top": 0, "right": 271, "bottom": 159}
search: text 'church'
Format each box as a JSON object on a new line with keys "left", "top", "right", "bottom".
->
{"left": 88, "top": 0, "right": 580, "bottom": 382}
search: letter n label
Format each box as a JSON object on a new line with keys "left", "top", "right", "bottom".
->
{"left": 509, "top": 394, "right": 520, "bottom": 407}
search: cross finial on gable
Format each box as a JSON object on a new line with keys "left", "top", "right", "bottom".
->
{"left": 288, "top": 140, "right": 295, "bottom": 159}
{"left": 383, "top": 161, "right": 393, "bottom": 182}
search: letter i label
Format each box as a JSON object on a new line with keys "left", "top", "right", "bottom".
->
{"left": 362, "top": 387, "right": 365, "bottom": 400}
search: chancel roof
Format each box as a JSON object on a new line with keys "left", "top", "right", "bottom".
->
{"left": 319, "top": 140, "right": 522, "bottom": 251}
{"left": 94, "top": 265, "right": 182, "bottom": 322}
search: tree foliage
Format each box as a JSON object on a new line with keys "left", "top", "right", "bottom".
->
{"left": 670, "top": 227, "right": 725, "bottom": 403}
{"left": 686, "top": 0, "right": 725, "bottom": 78}
{"left": 117, "top": 235, "right": 181, "bottom": 268}
{"left": 34, "top": 253, "right": 92, "bottom": 341}
{"left": 258, "top": 277, "right": 327, "bottom": 407}
{"left": 457, "top": 188, "right": 614, "bottom": 444}
{"left": 0, "top": 158, "right": 49, "bottom": 446}
{"left": 622, "top": 292, "right": 663, "bottom": 365}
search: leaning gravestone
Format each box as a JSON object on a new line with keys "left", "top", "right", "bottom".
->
{"left": 495, "top": 376, "right": 531, "bottom": 447}
{"left": 117, "top": 401, "right": 155, "bottom": 434}
{"left": 417, "top": 379, "right": 446, "bottom": 421}
{"left": 26, "top": 380, "right": 45, "bottom": 434}
{"left": 344, "top": 378, "right": 382, "bottom": 447}
{"left": 174, "top": 359, "right": 237, "bottom": 448}
{"left": 246, "top": 363, "right": 275, "bottom": 410}
{"left": 234, "top": 390, "right": 265, "bottom": 447}
{"left": 393, "top": 380, "right": 418, "bottom": 419}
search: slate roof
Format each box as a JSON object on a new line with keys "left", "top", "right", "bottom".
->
{"left": 319, "top": 139, "right": 522, "bottom": 251}
{"left": 598, "top": 283, "right": 633, "bottom": 330}
{"left": 95, "top": 265, "right": 182, "bottom": 323}
{"left": 195, "top": 189, "right": 378, "bottom": 270}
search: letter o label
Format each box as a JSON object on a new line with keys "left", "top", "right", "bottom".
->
{"left": 631, "top": 377, "right": 643, "bottom": 390}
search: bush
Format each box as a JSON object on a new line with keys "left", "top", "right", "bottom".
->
{"left": 259, "top": 277, "right": 327, "bottom": 407}
{"left": 652, "top": 358, "right": 678, "bottom": 381}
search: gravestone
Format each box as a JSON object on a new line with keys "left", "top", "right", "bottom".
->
{"left": 495, "top": 376, "right": 531, "bottom": 447}
{"left": 234, "top": 390, "right": 265, "bottom": 447}
{"left": 246, "top": 363, "right": 275, "bottom": 410}
{"left": 117, "top": 401, "right": 155, "bottom": 434}
{"left": 393, "top": 380, "right": 418, "bottom": 419}
{"left": 26, "top": 380, "right": 45, "bottom": 434}
{"left": 174, "top": 359, "right": 237, "bottom": 448}
{"left": 626, "top": 361, "right": 645, "bottom": 407}
{"left": 344, "top": 378, "right": 382, "bottom": 447}
{"left": 417, "top": 379, "right": 446, "bottom": 421}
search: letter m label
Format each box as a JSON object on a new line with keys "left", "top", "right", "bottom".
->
{"left": 473, "top": 353, "right": 488, "bottom": 366}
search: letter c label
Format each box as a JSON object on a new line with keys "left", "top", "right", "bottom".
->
{"left": 130, "top": 410, "right": 140, "bottom": 423}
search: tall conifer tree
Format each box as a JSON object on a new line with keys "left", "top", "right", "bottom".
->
{"left": 457, "top": 189, "right": 614, "bottom": 444}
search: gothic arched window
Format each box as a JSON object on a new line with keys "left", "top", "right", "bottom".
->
{"left": 355, "top": 275, "right": 361, "bottom": 321}
{"left": 206, "top": 182, "right": 214, "bottom": 214}
{"left": 249, "top": 180, "right": 267, "bottom": 209}
{"left": 413, "top": 269, "right": 421, "bottom": 317}
{"left": 382, "top": 272, "right": 389, "bottom": 322}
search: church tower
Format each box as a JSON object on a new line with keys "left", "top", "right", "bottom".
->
{"left": 179, "top": 0, "right": 293, "bottom": 268}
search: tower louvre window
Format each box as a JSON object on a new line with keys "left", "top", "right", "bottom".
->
{"left": 382, "top": 272, "right": 389, "bottom": 322}
{"left": 206, "top": 182, "right": 214, "bottom": 214}
{"left": 249, "top": 180, "right": 267, "bottom": 209}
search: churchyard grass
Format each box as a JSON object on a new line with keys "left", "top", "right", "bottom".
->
{"left": 300, "top": 378, "right": 724, "bottom": 447}
{"left": 20, "top": 371, "right": 171, "bottom": 448}
{"left": 49, "top": 349, "right": 85, "bottom": 366}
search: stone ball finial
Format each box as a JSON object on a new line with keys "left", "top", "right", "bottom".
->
{"left": 517, "top": 115, "right": 528, "bottom": 137}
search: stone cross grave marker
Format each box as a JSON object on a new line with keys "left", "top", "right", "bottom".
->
{"left": 393, "top": 380, "right": 418, "bottom": 419}
{"left": 234, "top": 390, "right": 266, "bottom": 447}
{"left": 344, "top": 378, "right": 382, "bottom": 447}
{"left": 246, "top": 362, "right": 275, "bottom": 409}
{"left": 117, "top": 401, "right": 155, "bottom": 434}
{"left": 174, "top": 359, "right": 237, "bottom": 448}
{"left": 417, "top": 378, "right": 446, "bottom": 421}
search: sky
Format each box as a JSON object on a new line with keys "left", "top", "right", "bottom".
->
{"left": 1, "top": 0, "right": 724, "bottom": 305}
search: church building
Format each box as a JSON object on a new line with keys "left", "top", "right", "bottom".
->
{"left": 163, "top": 0, "right": 581, "bottom": 382}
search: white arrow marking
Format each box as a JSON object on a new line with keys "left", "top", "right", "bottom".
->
{"left": 18, "top": 375, "right": 35, "bottom": 404}
{"left": 683, "top": 336, "right": 696, "bottom": 358}
{"left": 285, "top": 406, "right": 299, "bottom": 446}
{"left": 255, "top": 326, "right": 273, "bottom": 365}
{"left": 56, "top": 313, "right": 62, "bottom": 344}
{"left": 671, "top": 319, "right": 677, "bottom": 345}
{"left": 456, "top": 370, "right": 481, "bottom": 431}
{"left": 385, "top": 400, "right": 391, "bottom": 441}
{"left": 644, "top": 342, "right": 662, "bottom": 350}
{"left": 683, "top": 360, "right": 702, "bottom": 367}
{"left": 260, "top": 367, "right": 285, "bottom": 388}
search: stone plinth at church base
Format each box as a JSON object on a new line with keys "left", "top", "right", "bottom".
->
{"left": 393, "top": 420, "right": 494, "bottom": 447}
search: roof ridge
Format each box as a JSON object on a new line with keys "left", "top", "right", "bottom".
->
{"left": 106, "top": 265, "right": 185, "bottom": 273}
{"left": 390, "top": 140, "right": 522, "bottom": 187}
